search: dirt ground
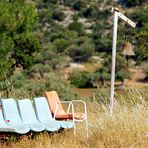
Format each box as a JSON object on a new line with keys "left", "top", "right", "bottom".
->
{"left": 125, "top": 67, "right": 148, "bottom": 88}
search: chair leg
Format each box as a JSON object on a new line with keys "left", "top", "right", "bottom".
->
{"left": 85, "top": 118, "right": 88, "bottom": 138}
{"left": 73, "top": 120, "right": 76, "bottom": 138}
{"left": 71, "top": 103, "right": 76, "bottom": 138}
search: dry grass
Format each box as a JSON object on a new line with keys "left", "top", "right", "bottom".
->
{"left": 0, "top": 90, "right": 147, "bottom": 148}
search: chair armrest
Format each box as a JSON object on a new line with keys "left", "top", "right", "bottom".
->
{"left": 60, "top": 101, "right": 71, "bottom": 104}
{"left": 71, "top": 100, "right": 86, "bottom": 104}
{"left": 54, "top": 101, "right": 73, "bottom": 119}
{"left": 71, "top": 100, "right": 87, "bottom": 114}
{"left": 61, "top": 101, "right": 73, "bottom": 113}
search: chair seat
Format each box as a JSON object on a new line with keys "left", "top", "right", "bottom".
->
{"left": 55, "top": 112, "right": 86, "bottom": 120}
{"left": 55, "top": 113, "right": 72, "bottom": 120}
{"left": 74, "top": 113, "right": 86, "bottom": 120}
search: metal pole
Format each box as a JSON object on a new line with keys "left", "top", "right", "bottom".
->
{"left": 109, "top": 10, "right": 118, "bottom": 116}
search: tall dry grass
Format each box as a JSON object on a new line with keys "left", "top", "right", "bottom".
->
{"left": 0, "top": 89, "right": 148, "bottom": 148}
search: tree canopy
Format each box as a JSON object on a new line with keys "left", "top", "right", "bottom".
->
{"left": 0, "top": 0, "right": 40, "bottom": 80}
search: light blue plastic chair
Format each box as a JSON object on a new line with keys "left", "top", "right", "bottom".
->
{"left": 34, "top": 97, "right": 74, "bottom": 129}
{"left": 17, "top": 99, "right": 45, "bottom": 132}
{"left": 1, "top": 98, "right": 30, "bottom": 134}
{"left": 0, "top": 109, "right": 15, "bottom": 132}
{"left": 34, "top": 97, "right": 60, "bottom": 131}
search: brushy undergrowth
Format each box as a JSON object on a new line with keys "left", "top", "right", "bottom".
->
{"left": 0, "top": 89, "right": 147, "bottom": 148}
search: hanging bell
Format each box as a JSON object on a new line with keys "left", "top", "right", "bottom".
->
{"left": 122, "top": 39, "right": 135, "bottom": 56}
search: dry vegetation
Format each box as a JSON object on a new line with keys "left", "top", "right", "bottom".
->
{"left": 0, "top": 89, "right": 147, "bottom": 148}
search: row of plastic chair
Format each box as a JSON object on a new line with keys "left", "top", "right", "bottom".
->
{"left": 0, "top": 97, "right": 74, "bottom": 134}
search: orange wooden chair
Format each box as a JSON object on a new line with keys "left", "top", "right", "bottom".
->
{"left": 45, "top": 91, "right": 88, "bottom": 137}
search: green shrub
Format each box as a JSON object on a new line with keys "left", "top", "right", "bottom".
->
{"left": 52, "top": 10, "right": 65, "bottom": 21}
{"left": 48, "top": 0, "right": 59, "bottom": 4}
{"left": 47, "top": 54, "right": 70, "bottom": 69}
{"left": 50, "top": 30, "right": 78, "bottom": 42}
{"left": 11, "top": 71, "right": 27, "bottom": 88}
{"left": 70, "top": 70, "right": 93, "bottom": 88}
{"left": 72, "top": 0, "right": 86, "bottom": 10}
{"left": 93, "top": 67, "right": 110, "bottom": 87}
{"left": 34, "top": 48, "right": 70, "bottom": 71}
{"left": 53, "top": 39, "right": 70, "bottom": 53}
{"left": 38, "top": 8, "right": 52, "bottom": 23}
{"left": 103, "top": 54, "right": 127, "bottom": 73}
{"left": 116, "top": 70, "right": 126, "bottom": 86}
{"left": 30, "top": 64, "right": 44, "bottom": 74}
{"left": 24, "top": 80, "right": 46, "bottom": 97}
{"left": 68, "top": 21, "right": 84, "bottom": 35}
{"left": 73, "top": 14, "right": 79, "bottom": 22}
{"left": 1, "top": 71, "right": 78, "bottom": 100}
{"left": 34, "top": 53, "right": 44, "bottom": 63}
{"left": 120, "top": 0, "right": 146, "bottom": 7}
{"left": 43, "top": 64, "right": 53, "bottom": 73}
{"left": 66, "top": 37, "right": 95, "bottom": 62}
{"left": 82, "top": 7, "right": 97, "bottom": 18}
{"left": 63, "top": 0, "right": 74, "bottom": 7}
